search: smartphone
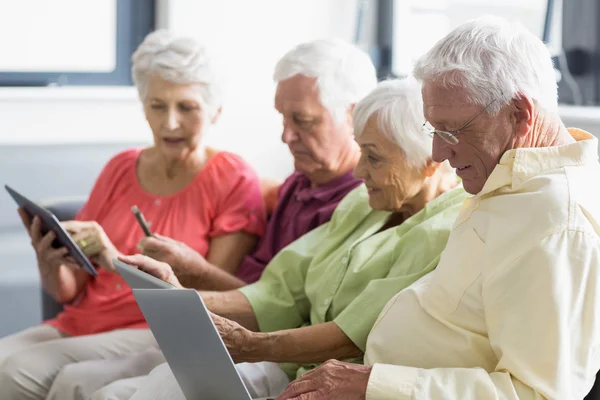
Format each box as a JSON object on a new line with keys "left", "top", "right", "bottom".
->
{"left": 131, "top": 205, "right": 153, "bottom": 237}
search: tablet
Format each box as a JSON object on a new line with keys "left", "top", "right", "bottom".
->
{"left": 113, "top": 259, "right": 175, "bottom": 289}
{"left": 5, "top": 185, "right": 98, "bottom": 276}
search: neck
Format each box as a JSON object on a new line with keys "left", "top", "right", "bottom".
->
{"left": 307, "top": 142, "right": 361, "bottom": 188}
{"left": 397, "top": 168, "right": 458, "bottom": 218}
{"left": 517, "top": 110, "right": 575, "bottom": 149}
{"left": 157, "top": 145, "right": 207, "bottom": 180}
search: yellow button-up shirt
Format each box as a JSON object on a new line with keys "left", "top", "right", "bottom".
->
{"left": 364, "top": 129, "right": 600, "bottom": 400}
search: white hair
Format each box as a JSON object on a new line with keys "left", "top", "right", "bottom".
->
{"left": 413, "top": 16, "right": 557, "bottom": 114}
{"left": 354, "top": 77, "right": 431, "bottom": 168}
{"left": 131, "top": 29, "right": 222, "bottom": 112}
{"left": 273, "top": 38, "right": 377, "bottom": 123}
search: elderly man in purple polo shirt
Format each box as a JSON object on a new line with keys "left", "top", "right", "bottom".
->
{"left": 138, "top": 38, "right": 376, "bottom": 289}
{"left": 45, "top": 38, "right": 376, "bottom": 400}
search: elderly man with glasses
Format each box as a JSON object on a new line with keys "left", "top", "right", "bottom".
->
{"left": 276, "top": 16, "right": 600, "bottom": 400}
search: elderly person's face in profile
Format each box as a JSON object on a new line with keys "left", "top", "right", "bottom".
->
{"left": 423, "top": 84, "right": 522, "bottom": 194}
{"left": 354, "top": 115, "right": 437, "bottom": 212}
{"left": 275, "top": 74, "right": 354, "bottom": 178}
{"left": 143, "top": 75, "right": 218, "bottom": 163}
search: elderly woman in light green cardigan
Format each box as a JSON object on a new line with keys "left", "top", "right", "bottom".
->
{"left": 98, "top": 77, "right": 467, "bottom": 400}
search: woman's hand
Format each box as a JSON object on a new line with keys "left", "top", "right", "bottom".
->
{"left": 138, "top": 234, "right": 208, "bottom": 285}
{"left": 62, "top": 220, "right": 120, "bottom": 272}
{"left": 18, "top": 208, "right": 88, "bottom": 303}
{"left": 117, "top": 254, "right": 184, "bottom": 288}
{"left": 19, "top": 209, "right": 80, "bottom": 274}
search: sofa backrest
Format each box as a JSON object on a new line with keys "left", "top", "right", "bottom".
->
{"left": 0, "top": 143, "right": 143, "bottom": 233}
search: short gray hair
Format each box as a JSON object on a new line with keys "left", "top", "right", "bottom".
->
{"left": 274, "top": 38, "right": 377, "bottom": 123}
{"left": 413, "top": 16, "right": 557, "bottom": 114}
{"left": 353, "top": 77, "right": 430, "bottom": 168}
{"left": 132, "top": 29, "right": 222, "bottom": 111}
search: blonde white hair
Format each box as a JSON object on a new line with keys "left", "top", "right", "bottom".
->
{"left": 274, "top": 38, "right": 377, "bottom": 123}
{"left": 354, "top": 77, "right": 431, "bottom": 168}
{"left": 413, "top": 16, "right": 557, "bottom": 114}
{"left": 131, "top": 30, "right": 222, "bottom": 112}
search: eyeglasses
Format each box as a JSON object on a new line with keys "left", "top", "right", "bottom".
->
{"left": 421, "top": 98, "right": 499, "bottom": 145}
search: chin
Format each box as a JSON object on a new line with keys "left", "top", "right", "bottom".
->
{"left": 159, "top": 145, "right": 189, "bottom": 159}
{"left": 462, "top": 179, "right": 484, "bottom": 195}
{"left": 293, "top": 160, "right": 321, "bottom": 176}
{"left": 367, "top": 197, "right": 384, "bottom": 211}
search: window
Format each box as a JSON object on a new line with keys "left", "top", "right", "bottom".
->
{"left": 390, "top": 0, "right": 552, "bottom": 77}
{"left": 558, "top": 0, "right": 600, "bottom": 106}
{"left": 0, "top": 0, "right": 154, "bottom": 86}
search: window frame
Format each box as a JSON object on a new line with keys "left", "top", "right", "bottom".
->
{"left": 374, "top": 0, "right": 396, "bottom": 79}
{"left": 383, "top": 0, "right": 557, "bottom": 81}
{"left": 0, "top": 0, "right": 155, "bottom": 87}
{"left": 557, "top": 0, "right": 600, "bottom": 105}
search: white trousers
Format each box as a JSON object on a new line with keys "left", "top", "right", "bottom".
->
{"left": 48, "top": 347, "right": 166, "bottom": 400}
{"left": 0, "top": 325, "right": 157, "bottom": 400}
{"left": 90, "top": 361, "right": 291, "bottom": 400}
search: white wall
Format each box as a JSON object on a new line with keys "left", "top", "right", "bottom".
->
{"left": 0, "top": 0, "right": 368, "bottom": 180}
{"left": 160, "top": 0, "right": 366, "bottom": 178}
{"left": 0, "top": 87, "right": 148, "bottom": 144}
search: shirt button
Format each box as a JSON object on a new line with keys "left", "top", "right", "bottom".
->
{"left": 322, "top": 300, "right": 329, "bottom": 307}
{"left": 155, "top": 199, "right": 161, "bottom": 206}
{"left": 116, "top": 283, "right": 122, "bottom": 290}
{"left": 515, "top": 178, "right": 521, "bottom": 185}
{"left": 341, "top": 257, "right": 348, "bottom": 265}
{"left": 295, "top": 196, "right": 301, "bottom": 201}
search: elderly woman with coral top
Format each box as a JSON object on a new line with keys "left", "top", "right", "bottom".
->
{"left": 0, "top": 30, "right": 267, "bottom": 400}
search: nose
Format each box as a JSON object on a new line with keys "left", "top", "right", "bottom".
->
{"left": 164, "top": 109, "right": 180, "bottom": 131}
{"left": 281, "top": 121, "right": 298, "bottom": 144}
{"left": 431, "top": 134, "right": 453, "bottom": 163}
{"left": 353, "top": 154, "right": 368, "bottom": 180}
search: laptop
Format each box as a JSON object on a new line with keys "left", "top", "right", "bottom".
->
{"left": 133, "top": 288, "right": 275, "bottom": 400}
{"left": 5, "top": 184, "right": 97, "bottom": 276}
{"left": 113, "top": 259, "right": 175, "bottom": 290}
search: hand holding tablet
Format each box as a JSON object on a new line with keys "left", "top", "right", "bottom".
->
{"left": 6, "top": 185, "right": 98, "bottom": 276}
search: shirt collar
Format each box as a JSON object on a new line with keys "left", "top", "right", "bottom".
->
{"left": 294, "top": 170, "right": 361, "bottom": 202}
{"left": 477, "top": 128, "right": 598, "bottom": 198}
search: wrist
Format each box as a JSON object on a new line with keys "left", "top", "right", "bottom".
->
{"left": 188, "top": 254, "right": 208, "bottom": 278}
{"left": 239, "top": 331, "right": 272, "bottom": 363}
{"left": 107, "top": 248, "right": 123, "bottom": 265}
{"left": 102, "top": 244, "right": 121, "bottom": 259}
{"left": 180, "top": 254, "right": 211, "bottom": 284}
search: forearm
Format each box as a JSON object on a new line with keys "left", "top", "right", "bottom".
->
{"left": 181, "top": 262, "right": 247, "bottom": 291}
{"left": 242, "top": 321, "right": 362, "bottom": 364}
{"left": 206, "top": 232, "right": 258, "bottom": 275}
{"left": 201, "top": 290, "right": 260, "bottom": 331}
{"left": 40, "top": 264, "right": 88, "bottom": 304}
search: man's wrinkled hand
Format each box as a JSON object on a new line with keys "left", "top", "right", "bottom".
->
{"left": 139, "top": 234, "right": 207, "bottom": 285}
{"left": 277, "top": 359, "right": 371, "bottom": 400}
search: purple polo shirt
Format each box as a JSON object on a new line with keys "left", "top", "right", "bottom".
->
{"left": 236, "top": 171, "right": 362, "bottom": 284}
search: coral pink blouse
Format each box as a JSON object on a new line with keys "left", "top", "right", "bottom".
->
{"left": 46, "top": 148, "right": 266, "bottom": 336}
